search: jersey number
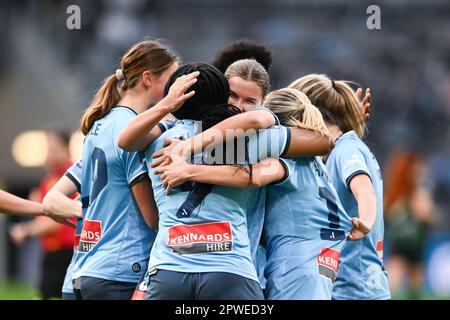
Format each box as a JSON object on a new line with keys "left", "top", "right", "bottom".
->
{"left": 319, "top": 187, "right": 346, "bottom": 241}
{"left": 90, "top": 147, "right": 108, "bottom": 204}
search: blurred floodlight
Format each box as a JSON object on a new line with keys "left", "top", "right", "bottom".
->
{"left": 12, "top": 131, "right": 47, "bottom": 167}
{"left": 70, "top": 130, "right": 84, "bottom": 162}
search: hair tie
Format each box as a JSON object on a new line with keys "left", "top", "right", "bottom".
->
{"left": 115, "top": 69, "right": 124, "bottom": 81}
{"left": 331, "top": 79, "right": 336, "bottom": 90}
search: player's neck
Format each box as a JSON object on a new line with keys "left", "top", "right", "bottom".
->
{"left": 327, "top": 124, "right": 343, "bottom": 143}
{"left": 118, "top": 92, "right": 150, "bottom": 114}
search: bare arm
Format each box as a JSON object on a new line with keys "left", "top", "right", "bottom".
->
{"left": 42, "top": 176, "right": 82, "bottom": 219}
{"left": 151, "top": 124, "right": 334, "bottom": 169}
{"left": 118, "top": 71, "right": 199, "bottom": 152}
{"left": 283, "top": 128, "right": 334, "bottom": 157}
{"left": 154, "top": 158, "right": 286, "bottom": 194}
{"left": 0, "top": 190, "right": 44, "bottom": 216}
{"left": 151, "top": 109, "right": 277, "bottom": 165}
{"left": 131, "top": 176, "right": 159, "bottom": 229}
{"left": 348, "top": 173, "right": 377, "bottom": 240}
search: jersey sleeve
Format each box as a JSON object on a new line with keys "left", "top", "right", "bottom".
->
{"left": 114, "top": 111, "right": 149, "bottom": 186}
{"left": 336, "top": 144, "right": 371, "bottom": 189}
{"left": 246, "top": 126, "right": 291, "bottom": 164}
{"left": 157, "top": 118, "right": 178, "bottom": 133}
{"left": 65, "top": 160, "right": 83, "bottom": 193}
{"left": 269, "top": 158, "right": 298, "bottom": 190}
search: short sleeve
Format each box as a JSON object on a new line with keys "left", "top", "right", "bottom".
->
{"left": 337, "top": 147, "right": 371, "bottom": 189}
{"left": 247, "top": 126, "right": 290, "bottom": 164}
{"left": 65, "top": 160, "right": 83, "bottom": 193}
{"left": 157, "top": 118, "right": 178, "bottom": 133}
{"left": 113, "top": 110, "right": 149, "bottom": 186}
{"left": 270, "top": 158, "right": 298, "bottom": 190}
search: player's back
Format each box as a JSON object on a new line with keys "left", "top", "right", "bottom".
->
{"left": 74, "top": 106, "right": 155, "bottom": 283}
{"left": 263, "top": 156, "right": 352, "bottom": 299}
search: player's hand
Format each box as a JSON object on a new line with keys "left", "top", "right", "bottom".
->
{"left": 356, "top": 87, "right": 371, "bottom": 122}
{"left": 9, "top": 223, "right": 28, "bottom": 246}
{"left": 348, "top": 217, "right": 371, "bottom": 241}
{"left": 151, "top": 139, "right": 186, "bottom": 168}
{"left": 154, "top": 163, "right": 191, "bottom": 194}
{"left": 161, "top": 71, "right": 199, "bottom": 113}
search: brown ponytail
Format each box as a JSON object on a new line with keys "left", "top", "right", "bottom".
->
{"left": 289, "top": 74, "right": 365, "bottom": 138}
{"left": 80, "top": 40, "right": 179, "bottom": 135}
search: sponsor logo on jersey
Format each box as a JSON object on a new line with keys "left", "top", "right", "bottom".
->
{"left": 376, "top": 240, "right": 384, "bottom": 260}
{"left": 78, "top": 219, "right": 102, "bottom": 252}
{"left": 317, "top": 247, "right": 340, "bottom": 282}
{"left": 168, "top": 221, "right": 233, "bottom": 254}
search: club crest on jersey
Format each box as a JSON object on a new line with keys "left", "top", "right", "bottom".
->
{"left": 78, "top": 219, "right": 102, "bottom": 252}
{"left": 317, "top": 247, "right": 340, "bottom": 283}
{"left": 167, "top": 221, "right": 233, "bottom": 254}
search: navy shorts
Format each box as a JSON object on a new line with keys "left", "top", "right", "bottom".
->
{"left": 73, "top": 276, "right": 137, "bottom": 300}
{"left": 62, "top": 292, "right": 75, "bottom": 300}
{"left": 144, "top": 269, "right": 264, "bottom": 300}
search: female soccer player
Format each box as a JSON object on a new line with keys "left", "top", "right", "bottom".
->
{"left": 118, "top": 59, "right": 332, "bottom": 295}
{"left": 120, "top": 62, "right": 335, "bottom": 299}
{"left": 154, "top": 89, "right": 360, "bottom": 300}
{"left": 289, "top": 74, "right": 391, "bottom": 300}
{"left": 70, "top": 40, "right": 196, "bottom": 300}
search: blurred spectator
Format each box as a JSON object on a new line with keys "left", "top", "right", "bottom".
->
{"left": 9, "top": 130, "right": 76, "bottom": 299}
{"left": 384, "top": 151, "right": 436, "bottom": 299}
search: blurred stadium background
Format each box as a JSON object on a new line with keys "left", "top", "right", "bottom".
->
{"left": 0, "top": 0, "right": 450, "bottom": 299}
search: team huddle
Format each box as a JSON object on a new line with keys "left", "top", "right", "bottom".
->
{"left": 9, "top": 39, "right": 391, "bottom": 300}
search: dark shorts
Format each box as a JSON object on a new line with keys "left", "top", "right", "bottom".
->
{"left": 62, "top": 292, "right": 76, "bottom": 300}
{"left": 144, "top": 269, "right": 264, "bottom": 300}
{"left": 73, "top": 276, "right": 137, "bottom": 300}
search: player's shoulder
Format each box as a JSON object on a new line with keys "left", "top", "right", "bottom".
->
{"left": 334, "top": 131, "right": 368, "bottom": 156}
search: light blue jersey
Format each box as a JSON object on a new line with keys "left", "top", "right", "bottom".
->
{"left": 61, "top": 160, "right": 82, "bottom": 294}
{"left": 264, "top": 157, "right": 353, "bottom": 300}
{"left": 72, "top": 106, "right": 156, "bottom": 284}
{"left": 246, "top": 187, "right": 267, "bottom": 289}
{"left": 326, "top": 131, "right": 390, "bottom": 300}
{"left": 146, "top": 118, "right": 290, "bottom": 283}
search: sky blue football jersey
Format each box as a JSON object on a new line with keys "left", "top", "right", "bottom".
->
{"left": 326, "top": 130, "right": 391, "bottom": 300}
{"left": 145, "top": 118, "right": 289, "bottom": 283}
{"left": 72, "top": 106, "right": 156, "bottom": 283}
{"left": 264, "top": 156, "right": 353, "bottom": 300}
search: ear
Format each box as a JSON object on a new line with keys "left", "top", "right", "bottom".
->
{"left": 142, "top": 71, "right": 152, "bottom": 89}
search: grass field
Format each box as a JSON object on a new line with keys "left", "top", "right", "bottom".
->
{"left": 0, "top": 281, "right": 41, "bottom": 300}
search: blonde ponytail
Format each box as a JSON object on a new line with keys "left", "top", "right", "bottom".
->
{"left": 263, "top": 88, "right": 329, "bottom": 136}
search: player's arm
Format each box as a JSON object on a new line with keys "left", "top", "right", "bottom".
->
{"left": 150, "top": 109, "right": 278, "bottom": 165}
{"left": 131, "top": 176, "right": 159, "bottom": 229}
{"left": 154, "top": 158, "right": 286, "bottom": 194}
{"left": 151, "top": 124, "right": 334, "bottom": 168}
{"left": 348, "top": 174, "right": 377, "bottom": 241}
{"left": 118, "top": 71, "right": 199, "bottom": 151}
{"left": 282, "top": 127, "right": 334, "bottom": 157}
{"left": 0, "top": 190, "right": 44, "bottom": 216}
{"left": 42, "top": 176, "right": 82, "bottom": 220}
